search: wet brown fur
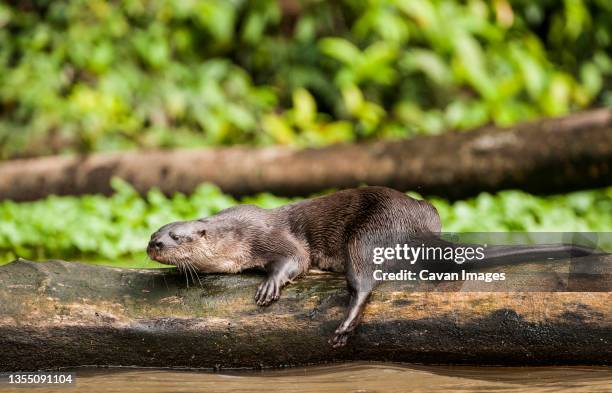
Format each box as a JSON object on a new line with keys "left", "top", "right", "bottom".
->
{"left": 148, "top": 186, "right": 441, "bottom": 347}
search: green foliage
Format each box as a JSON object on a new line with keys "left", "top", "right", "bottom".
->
{"left": 0, "top": 179, "right": 294, "bottom": 266}
{"left": 1, "top": 179, "right": 612, "bottom": 266}
{"left": 1, "top": 1, "right": 611, "bottom": 157}
{"left": 430, "top": 189, "right": 612, "bottom": 232}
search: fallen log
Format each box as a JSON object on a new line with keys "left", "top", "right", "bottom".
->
{"left": 1, "top": 109, "right": 611, "bottom": 201}
{"left": 0, "top": 258, "right": 610, "bottom": 371}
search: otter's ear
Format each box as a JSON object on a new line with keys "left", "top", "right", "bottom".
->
{"left": 198, "top": 229, "right": 207, "bottom": 237}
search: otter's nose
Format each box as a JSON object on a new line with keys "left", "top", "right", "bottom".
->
{"left": 148, "top": 240, "right": 164, "bottom": 250}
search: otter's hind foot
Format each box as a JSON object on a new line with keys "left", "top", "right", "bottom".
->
{"left": 328, "top": 290, "right": 371, "bottom": 348}
{"left": 329, "top": 327, "right": 350, "bottom": 348}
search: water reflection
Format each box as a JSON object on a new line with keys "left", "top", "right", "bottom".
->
{"left": 4, "top": 363, "right": 610, "bottom": 393}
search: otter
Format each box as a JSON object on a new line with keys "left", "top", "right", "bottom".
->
{"left": 147, "top": 186, "right": 598, "bottom": 347}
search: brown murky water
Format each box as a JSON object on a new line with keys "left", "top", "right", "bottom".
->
{"left": 3, "top": 363, "right": 610, "bottom": 393}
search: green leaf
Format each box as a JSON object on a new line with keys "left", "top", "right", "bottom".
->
{"left": 292, "top": 88, "right": 317, "bottom": 127}
{"left": 318, "top": 37, "right": 362, "bottom": 65}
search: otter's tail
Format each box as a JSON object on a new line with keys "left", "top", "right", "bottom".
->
{"left": 478, "top": 243, "right": 602, "bottom": 265}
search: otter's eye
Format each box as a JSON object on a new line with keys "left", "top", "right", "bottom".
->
{"left": 169, "top": 232, "right": 179, "bottom": 241}
{"left": 198, "top": 229, "right": 207, "bottom": 237}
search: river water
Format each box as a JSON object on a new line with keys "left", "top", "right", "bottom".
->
{"left": 3, "top": 363, "right": 610, "bottom": 393}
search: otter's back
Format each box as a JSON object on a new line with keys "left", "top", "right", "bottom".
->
{"left": 277, "top": 187, "right": 440, "bottom": 271}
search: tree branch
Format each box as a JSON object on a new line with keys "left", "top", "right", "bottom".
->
{"left": 0, "top": 258, "right": 610, "bottom": 371}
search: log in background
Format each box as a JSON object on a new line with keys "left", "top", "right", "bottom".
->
{"left": 0, "top": 258, "right": 610, "bottom": 371}
{"left": 1, "top": 109, "right": 611, "bottom": 201}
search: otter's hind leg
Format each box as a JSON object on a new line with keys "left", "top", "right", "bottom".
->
{"left": 329, "top": 285, "right": 372, "bottom": 348}
{"left": 329, "top": 240, "right": 377, "bottom": 348}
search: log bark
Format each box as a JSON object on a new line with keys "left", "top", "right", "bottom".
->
{"left": 0, "top": 258, "right": 610, "bottom": 371}
{"left": 0, "top": 109, "right": 611, "bottom": 201}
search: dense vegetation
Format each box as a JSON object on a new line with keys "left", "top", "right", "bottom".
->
{"left": 1, "top": 0, "right": 611, "bottom": 158}
{"left": 1, "top": 179, "right": 611, "bottom": 266}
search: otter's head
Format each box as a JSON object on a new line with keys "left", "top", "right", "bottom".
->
{"left": 147, "top": 216, "right": 251, "bottom": 273}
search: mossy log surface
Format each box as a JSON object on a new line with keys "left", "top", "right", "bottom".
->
{"left": 1, "top": 109, "right": 611, "bottom": 201}
{"left": 0, "top": 258, "right": 610, "bottom": 371}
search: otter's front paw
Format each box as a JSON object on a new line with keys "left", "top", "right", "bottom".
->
{"left": 329, "top": 327, "right": 350, "bottom": 348}
{"left": 255, "top": 278, "right": 280, "bottom": 306}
